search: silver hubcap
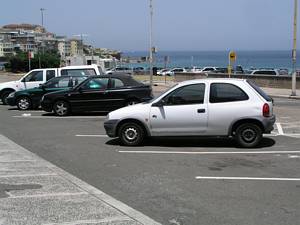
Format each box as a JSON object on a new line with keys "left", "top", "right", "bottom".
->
{"left": 124, "top": 127, "right": 138, "bottom": 141}
{"left": 242, "top": 128, "right": 256, "bottom": 142}
{"left": 18, "top": 98, "right": 30, "bottom": 110}
{"left": 55, "top": 102, "right": 68, "bottom": 115}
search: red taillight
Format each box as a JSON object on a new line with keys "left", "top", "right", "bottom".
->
{"left": 263, "top": 103, "right": 270, "bottom": 117}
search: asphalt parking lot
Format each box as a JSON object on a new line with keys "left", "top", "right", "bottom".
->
{"left": 0, "top": 97, "right": 300, "bottom": 225}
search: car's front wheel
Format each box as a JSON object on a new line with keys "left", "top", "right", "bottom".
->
{"left": 53, "top": 100, "right": 70, "bottom": 116}
{"left": 17, "top": 96, "right": 32, "bottom": 110}
{"left": 1, "top": 91, "right": 13, "bottom": 105}
{"left": 118, "top": 122, "right": 145, "bottom": 146}
{"left": 235, "top": 123, "right": 262, "bottom": 148}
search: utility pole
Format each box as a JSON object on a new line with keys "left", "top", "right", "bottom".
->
{"left": 149, "top": 0, "right": 154, "bottom": 86}
{"left": 40, "top": 8, "right": 46, "bottom": 67}
{"left": 292, "top": 0, "right": 298, "bottom": 96}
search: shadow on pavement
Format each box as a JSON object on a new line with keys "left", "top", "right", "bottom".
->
{"left": 106, "top": 137, "right": 276, "bottom": 149}
{"left": 41, "top": 112, "right": 108, "bottom": 117}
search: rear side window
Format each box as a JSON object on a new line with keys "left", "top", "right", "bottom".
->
{"left": 46, "top": 70, "right": 56, "bottom": 81}
{"left": 247, "top": 80, "right": 272, "bottom": 102}
{"left": 110, "top": 78, "right": 125, "bottom": 88}
{"left": 61, "top": 69, "right": 96, "bottom": 76}
{"left": 23, "top": 71, "right": 44, "bottom": 82}
{"left": 210, "top": 83, "right": 249, "bottom": 103}
{"left": 82, "top": 78, "right": 110, "bottom": 90}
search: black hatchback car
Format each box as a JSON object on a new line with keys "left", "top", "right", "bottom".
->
{"left": 41, "top": 75, "right": 153, "bottom": 116}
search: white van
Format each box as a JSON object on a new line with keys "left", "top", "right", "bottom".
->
{"left": 0, "top": 64, "right": 103, "bottom": 104}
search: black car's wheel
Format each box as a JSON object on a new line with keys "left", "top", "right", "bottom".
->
{"left": 126, "top": 99, "right": 140, "bottom": 106}
{"left": 1, "top": 91, "right": 13, "bottom": 105}
{"left": 235, "top": 123, "right": 262, "bottom": 148}
{"left": 53, "top": 100, "right": 70, "bottom": 116}
{"left": 118, "top": 122, "right": 145, "bottom": 146}
{"left": 16, "top": 96, "right": 32, "bottom": 110}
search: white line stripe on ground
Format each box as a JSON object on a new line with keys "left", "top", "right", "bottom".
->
{"left": 0, "top": 173, "right": 57, "bottom": 178}
{"left": 276, "top": 123, "right": 284, "bottom": 135}
{"left": 118, "top": 150, "right": 300, "bottom": 155}
{"left": 195, "top": 176, "right": 300, "bottom": 181}
{"left": 12, "top": 116, "right": 106, "bottom": 119}
{"left": 8, "top": 192, "right": 88, "bottom": 199}
{"left": 76, "top": 134, "right": 108, "bottom": 137}
{"left": 43, "top": 217, "right": 132, "bottom": 225}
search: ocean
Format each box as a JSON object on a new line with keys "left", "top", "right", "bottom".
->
{"left": 123, "top": 50, "right": 300, "bottom": 71}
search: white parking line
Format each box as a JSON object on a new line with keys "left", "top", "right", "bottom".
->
{"left": 118, "top": 150, "right": 300, "bottom": 155}
{"left": 195, "top": 176, "right": 300, "bottom": 181}
{"left": 76, "top": 134, "right": 108, "bottom": 137}
{"left": 13, "top": 116, "right": 106, "bottom": 119}
{"left": 276, "top": 123, "right": 284, "bottom": 135}
{"left": 8, "top": 192, "right": 88, "bottom": 199}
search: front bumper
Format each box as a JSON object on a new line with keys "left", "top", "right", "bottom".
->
{"left": 104, "top": 120, "right": 119, "bottom": 137}
{"left": 6, "top": 96, "right": 16, "bottom": 106}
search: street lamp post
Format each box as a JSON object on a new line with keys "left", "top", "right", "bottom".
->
{"left": 40, "top": 8, "right": 46, "bottom": 67}
{"left": 149, "top": 0, "right": 154, "bottom": 86}
{"left": 292, "top": 0, "right": 298, "bottom": 96}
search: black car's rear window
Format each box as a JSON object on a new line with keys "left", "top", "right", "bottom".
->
{"left": 247, "top": 80, "right": 272, "bottom": 101}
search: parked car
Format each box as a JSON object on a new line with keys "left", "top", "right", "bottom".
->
{"left": 41, "top": 74, "right": 153, "bottom": 116}
{"left": 105, "top": 67, "right": 133, "bottom": 75}
{"left": 104, "top": 78, "right": 276, "bottom": 148}
{"left": 6, "top": 76, "right": 88, "bottom": 110}
{"left": 157, "top": 69, "right": 170, "bottom": 76}
{"left": 200, "top": 67, "right": 218, "bottom": 73}
{"left": 251, "top": 69, "right": 280, "bottom": 76}
{"left": 0, "top": 64, "right": 102, "bottom": 105}
{"left": 165, "top": 68, "right": 187, "bottom": 76}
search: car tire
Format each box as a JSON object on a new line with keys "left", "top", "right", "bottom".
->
{"left": 1, "top": 91, "right": 13, "bottom": 105}
{"left": 118, "top": 122, "right": 145, "bottom": 146}
{"left": 126, "top": 99, "right": 140, "bottom": 106}
{"left": 16, "top": 96, "right": 32, "bottom": 110}
{"left": 53, "top": 100, "right": 70, "bottom": 117}
{"left": 235, "top": 123, "right": 262, "bottom": 148}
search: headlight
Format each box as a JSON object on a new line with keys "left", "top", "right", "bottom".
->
{"left": 8, "top": 92, "right": 15, "bottom": 97}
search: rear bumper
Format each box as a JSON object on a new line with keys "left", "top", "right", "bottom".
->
{"left": 262, "top": 115, "right": 276, "bottom": 133}
{"left": 40, "top": 100, "right": 53, "bottom": 112}
{"left": 6, "top": 96, "right": 16, "bottom": 106}
{"left": 104, "top": 120, "right": 119, "bottom": 137}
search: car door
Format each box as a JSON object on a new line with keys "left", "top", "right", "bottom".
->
{"left": 150, "top": 83, "right": 208, "bottom": 136}
{"left": 106, "top": 78, "right": 128, "bottom": 110}
{"left": 68, "top": 77, "right": 110, "bottom": 112}
{"left": 22, "top": 70, "right": 44, "bottom": 89}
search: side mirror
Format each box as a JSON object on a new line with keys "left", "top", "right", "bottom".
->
{"left": 39, "top": 84, "right": 45, "bottom": 90}
{"left": 78, "top": 87, "right": 83, "bottom": 93}
{"left": 152, "top": 100, "right": 165, "bottom": 107}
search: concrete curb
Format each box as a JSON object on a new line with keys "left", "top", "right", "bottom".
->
{"left": 268, "top": 94, "right": 300, "bottom": 100}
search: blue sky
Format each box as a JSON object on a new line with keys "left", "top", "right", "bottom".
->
{"left": 0, "top": 0, "right": 298, "bottom": 51}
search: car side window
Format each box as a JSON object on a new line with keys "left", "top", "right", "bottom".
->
{"left": 23, "top": 71, "right": 44, "bottom": 82}
{"left": 82, "top": 78, "right": 109, "bottom": 90}
{"left": 163, "top": 84, "right": 205, "bottom": 105}
{"left": 61, "top": 69, "right": 96, "bottom": 76}
{"left": 46, "top": 70, "right": 56, "bottom": 81}
{"left": 209, "top": 83, "right": 249, "bottom": 103}
{"left": 111, "top": 78, "right": 125, "bottom": 88}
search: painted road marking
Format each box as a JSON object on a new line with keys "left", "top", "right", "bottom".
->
{"left": 118, "top": 150, "right": 300, "bottom": 155}
{"left": 13, "top": 115, "right": 106, "bottom": 119}
{"left": 8, "top": 192, "right": 88, "bottom": 199}
{"left": 276, "top": 123, "right": 284, "bottom": 135}
{"left": 43, "top": 217, "right": 132, "bottom": 225}
{"left": 195, "top": 176, "right": 300, "bottom": 181}
{"left": 76, "top": 134, "right": 108, "bottom": 137}
{"left": 0, "top": 173, "right": 57, "bottom": 178}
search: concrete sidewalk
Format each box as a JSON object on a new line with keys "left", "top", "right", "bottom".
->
{"left": 0, "top": 134, "right": 161, "bottom": 225}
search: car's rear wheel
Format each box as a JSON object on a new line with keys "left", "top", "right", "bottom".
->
{"left": 118, "top": 122, "right": 145, "bottom": 146}
{"left": 17, "top": 96, "right": 32, "bottom": 110}
{"left": 235, "top": 123, "right": 262, "bottom": 148}
{"left": 1, "top": 91, "right": 13, "bottom": 105}
{"left": 53, "top": 100, "right": 70, "bottom": 116}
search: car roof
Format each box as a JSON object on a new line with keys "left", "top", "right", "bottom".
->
{"left": 178, "top": 78, "right": 246, "bottom": 86}
{"left": 88, "top": 74, "right": 133, "bottom": 79}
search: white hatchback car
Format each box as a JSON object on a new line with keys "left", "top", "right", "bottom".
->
{"left": 104, "top": 79, "right": 276, "bottom": 148}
